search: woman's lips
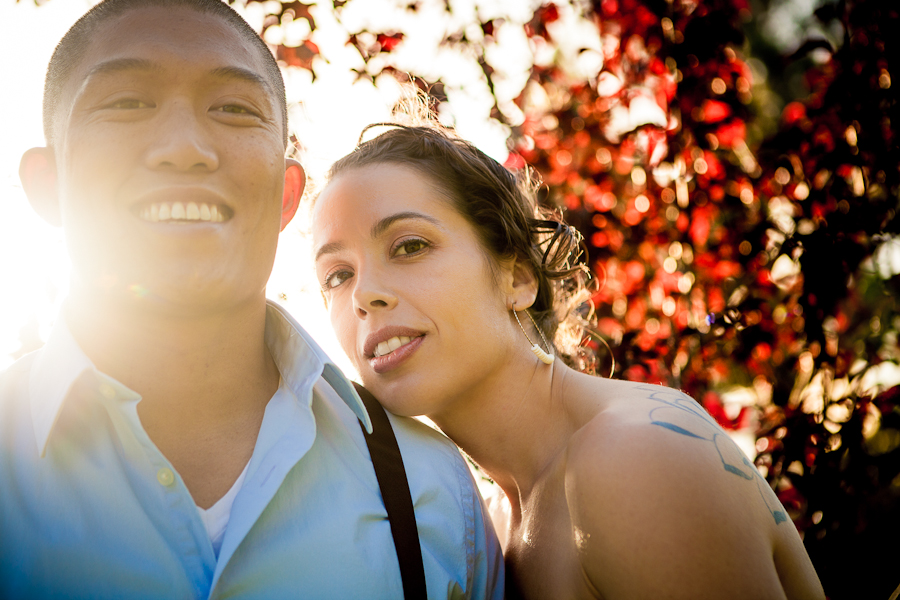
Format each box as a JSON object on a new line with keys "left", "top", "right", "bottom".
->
{"left": 368, "top": 335, "right": 424, "bottom": 374}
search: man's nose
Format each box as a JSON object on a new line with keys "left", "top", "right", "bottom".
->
{"left": 144, "top": 103, "right": 219, "bottom": 172}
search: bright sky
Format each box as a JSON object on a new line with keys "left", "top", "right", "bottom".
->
{"left": 0, "top": 0, "right": 537, "bottom": 373}
{"left": 0, "top": 0, "right": 88, "bottom": 370}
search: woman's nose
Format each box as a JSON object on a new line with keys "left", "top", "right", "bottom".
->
{"left": 352, "top": 269, "right": 398, "bottom": 318}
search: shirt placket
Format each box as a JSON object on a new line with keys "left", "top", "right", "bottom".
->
{"left": 95, "top": 375, "right": 217, "bottom": 599}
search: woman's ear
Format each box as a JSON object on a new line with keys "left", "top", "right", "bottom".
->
{"left": 281, "top": 158, "right": 306, "bottom": 231}
{"left": 20, "top": 147, "right": 61, "bottom": 227}
{"left": 501, "top": 257, "right": 540, "bottom": 310}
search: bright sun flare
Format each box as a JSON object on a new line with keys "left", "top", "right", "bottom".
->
{"left": 0, "top": 0, "right": 510, "bottom": 374}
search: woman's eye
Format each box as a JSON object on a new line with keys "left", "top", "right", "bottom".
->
{"left": 394, "top": 239, "right": 429, "bottom": 257}
{"left": 323, "top": 269, "right": 353, "bottom": 290}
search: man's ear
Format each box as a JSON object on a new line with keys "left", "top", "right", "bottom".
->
{"left": 502, "top": 256, "right": 540, "bottom": 311}
{"left": 19, "top": 147, "right": 61, "bottom": 227}
{"left": 281, "top": 158, "right": 306, "bottom": 231}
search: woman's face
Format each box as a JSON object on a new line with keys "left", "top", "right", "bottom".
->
{"left": 311, "top": 163, "right": 523, "bottom": 419}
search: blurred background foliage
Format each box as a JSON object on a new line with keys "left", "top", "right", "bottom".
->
{"left": 21, "top": 0, "right": 900, "bottom": 596}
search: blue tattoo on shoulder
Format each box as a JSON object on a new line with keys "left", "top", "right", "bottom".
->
{"left": 638, "top": 385, "right": 788, "bottom": 525}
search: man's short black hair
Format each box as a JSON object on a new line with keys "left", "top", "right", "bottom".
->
{"left": 43, "top": 0, "right": 288, "bottom": 147}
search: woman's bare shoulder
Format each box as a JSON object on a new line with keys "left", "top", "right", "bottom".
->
{"left": 566, "top": 378, "right": 788, "bottom": 528}
{"left": 561, "top": 377, "right": 823, "bottom": 599}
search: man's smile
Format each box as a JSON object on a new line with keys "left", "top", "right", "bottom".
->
{"left": 134, "top": 201, "right": 230, "bottom": 223}
{"left": 130, "top": 187, "right": 234, "bottom": 225}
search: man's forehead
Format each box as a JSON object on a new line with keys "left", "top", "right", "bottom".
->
{"left": 76, "top": 7, "right": 266, "bottom": 78}
{"left": 46, "top": 2, "right": 288, "bottom": 148}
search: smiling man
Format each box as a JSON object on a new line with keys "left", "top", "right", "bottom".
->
{"left": 0, "top": 1, "right": 502, "bottom": 598}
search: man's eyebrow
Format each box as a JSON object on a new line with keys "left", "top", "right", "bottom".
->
{"left": 314, "top": 211, "right": 441, "bottom": 261}
{"left": 208, "top": 66, "right": 272, "bottom": 92}
{"left": 85, "top": 58, "right": 161, "bottom": 79}
{"left": 84, "top": 60, "right": 270, "bottom": 92}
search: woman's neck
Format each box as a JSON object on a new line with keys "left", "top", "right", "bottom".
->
{"left": 430, "top": 352, "right": 576, "bottom": 510}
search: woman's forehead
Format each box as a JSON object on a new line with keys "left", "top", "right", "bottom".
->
{"left": 318, "top": 163, "right": 461, "bottom": 219}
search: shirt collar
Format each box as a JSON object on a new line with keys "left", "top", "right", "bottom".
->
{"left": 29, "top": 316, "right": 96, "bottom": 457}
{"left": 28, "top": 300, "right": 371, "bottom": 456}
{"left": 263, "top": 301, "right": 371, "bottom": 433}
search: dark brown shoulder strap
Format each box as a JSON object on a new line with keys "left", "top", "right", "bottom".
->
{"left": 353, "top": 382, "right": 427, "bottom": 600}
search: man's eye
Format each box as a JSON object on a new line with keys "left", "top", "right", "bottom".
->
{"left": 323, "top": 269, "right": 353, "bottom": 290}
{"left": 216, "top": 105, "right": 257, "bottom": 116}
{"left": 394, "top": 239, "right": 429, "bottom": 256}
{"left": 109, "top": 99, "right": 151, "bottom": 109}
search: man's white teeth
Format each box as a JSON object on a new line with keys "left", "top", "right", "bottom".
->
{"left": 139, "top": 202, "right": 225, "bottom": 223}
{"left": 374, "top": 336, "right": 412, "bottom": 358}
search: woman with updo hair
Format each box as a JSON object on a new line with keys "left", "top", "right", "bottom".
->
{"left": 310, "top": 110, "right": 823, "bottom": 599}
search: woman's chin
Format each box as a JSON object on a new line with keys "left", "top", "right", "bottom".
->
{"left": 360, "top": 376, "right": 433, "bottom": 418}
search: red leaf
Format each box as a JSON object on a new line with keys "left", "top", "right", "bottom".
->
{"left": 376, "top": 33, "right": 404, "bottom": 52}
{"left": 689, "top": 208, "right": 712, "bottom": 247}
{"left": 716, "top": 119, "right": 746, "bottom": 148}
{"left": 782, "top": 101, "right": 806, "bottom": 126}
{"left": 712, "top": 260, "right": 741, "bottom": 280}
{"left": 503, "top": 152, "right": 525, "bottom": 170}
{"left": 538, "top": 4, "right": 559, "bottom": 23}
{"left": 592, "top": 231, "right": 610, "bottom": 248}
{"left": 703, "top": 151, "right": 725, "bottom": 180}
{"left": 601, "top": 0, "right": 619, "bottom": 18}
{"left": 701, "top": 99, "right": 732, "bottom": 123}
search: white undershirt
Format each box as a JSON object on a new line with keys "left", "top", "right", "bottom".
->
{"left": 196, "top": 460, "right": 250, "bottom": 558}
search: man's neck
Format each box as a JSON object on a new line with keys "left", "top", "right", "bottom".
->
{"left": 67, "top": 293, "right": 277, "bottom": 411}
{"left": 66, "top": 291, "right": 280, "bottom": 508}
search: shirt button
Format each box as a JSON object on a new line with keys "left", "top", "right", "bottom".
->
{"left": 99, "top": 383, "right": 116, "bottom": 399}
{"left": 157, "top": 467, "right": 175, "bottom": 487}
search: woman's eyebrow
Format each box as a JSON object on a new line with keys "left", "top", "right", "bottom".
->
{"left": 370, "top": 211, "right": 440, "bottom": 238}
{"left": 314, "top": 211, "right": 440, "bottom": 262}
{"left": 315, "top": 241, "right": 344, "bottom": 262}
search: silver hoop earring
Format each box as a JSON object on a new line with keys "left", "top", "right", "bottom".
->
{"left": 512, "top": 307, "right": 554, "bottom": 365}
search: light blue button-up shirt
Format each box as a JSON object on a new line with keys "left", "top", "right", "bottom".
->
{"left": 0, "top": 301, "right": 504, "bottom": 599}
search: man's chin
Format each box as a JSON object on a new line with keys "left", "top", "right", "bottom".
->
{"left": 68, "top": 275, "right": 267, "bottom": 321}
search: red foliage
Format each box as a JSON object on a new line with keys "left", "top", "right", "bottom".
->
{"left": 376, "top": 33, "right": 403, "bottom": 51}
